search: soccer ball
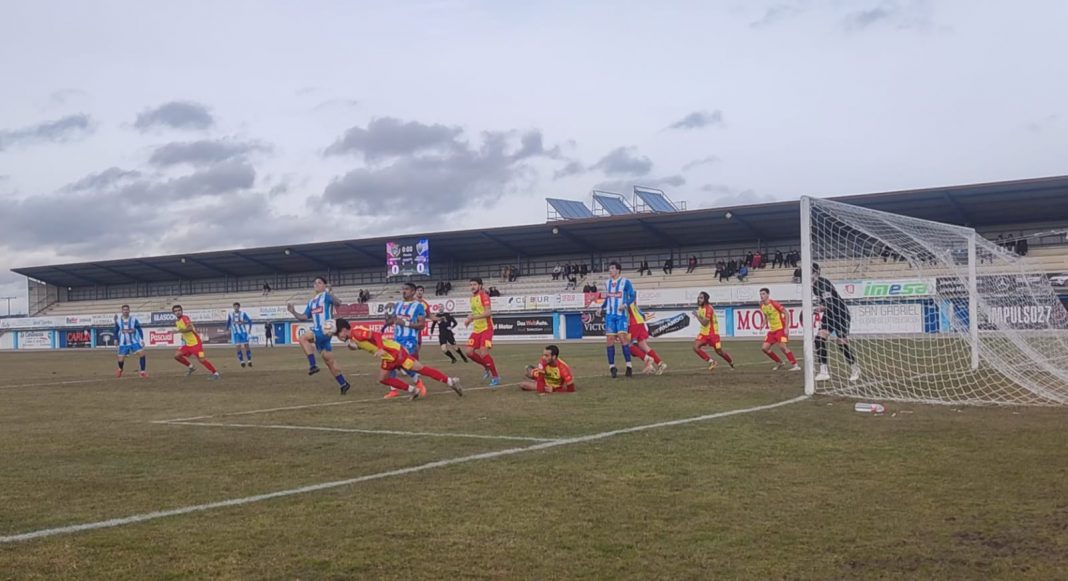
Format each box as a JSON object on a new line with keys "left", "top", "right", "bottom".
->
{"left": 321, "top": 319, "right": 337, "bottom": 335}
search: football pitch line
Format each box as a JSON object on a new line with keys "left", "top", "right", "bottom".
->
{"left": 0, "top": 394, "right": 808, "bottom": 544}
{"left": 151, "top": 363, "right": 757, "bottom": 423}
{"left": 158, "top": 421, "right": 559, "bottom": 442}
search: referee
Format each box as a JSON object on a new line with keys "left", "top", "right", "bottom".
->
{"left": 813, "top": 263, "right": 861, "bottom": 382}
{"left": 431, "top": 312, "right": 468, "bottom": 364}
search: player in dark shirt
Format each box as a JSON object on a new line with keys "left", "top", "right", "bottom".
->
{"left": 431, "top": 312, "right": 468, "bottom": 364}
{"left": 813, "top": 263, "right": 861, "bottom": 382}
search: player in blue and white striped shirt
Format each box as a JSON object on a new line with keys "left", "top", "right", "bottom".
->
{"left": 227, "top": 302, "right": 254, "bottom": 368}
{"left": 601, "top": 261, "right": 636, "bottom": 378}
{"left": 288, "top": 276, "right": 350, "bottom": 394}
{"left": 115, "top": 304, "right": 147, "bottom": 378}
{"left": 387, "top": 282, "right": 427, "bottom": 392}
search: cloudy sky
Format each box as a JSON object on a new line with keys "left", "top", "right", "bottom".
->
{"left": 1, "top": 0, "right": 1065, "bottom": 313}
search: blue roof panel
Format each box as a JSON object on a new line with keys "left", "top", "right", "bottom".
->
{"left": 547, "top": 198, "right": 594, "bottom": 219}
{"left": 635, "top": 187, "right": 678, "bottom": 213}
{"left": 593, "top": 193, "right": 632, "bottom": 215}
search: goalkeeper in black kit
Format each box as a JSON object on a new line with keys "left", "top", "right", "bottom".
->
{"left": 813, "top": 263, "right": 861, "bottom": 382}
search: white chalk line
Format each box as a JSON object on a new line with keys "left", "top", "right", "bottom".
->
{"left": 157, "top": 421, "right": 558, "bottom": 442}
{"left": 151, "top": 361, "right": 767, "bottom": 423}
{"left": 0, "top": 394, "right": 807, "bottom": 544}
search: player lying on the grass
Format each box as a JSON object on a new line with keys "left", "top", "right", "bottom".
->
{"left": 602, "top": 260, "right": 636, "bottom": 378}
{"left": 812, "top": 262, "right": 861, "bottom": 382}
{"left": 115, "top": 304, "right": 147, "bottom": 378}
{"left": 520, "top": 344, "right": 575, "bottom": 394}
{"left": 171, "top": 305, "right": 220, "bottom": 380}
{"left": 334, "top": 318, "right": 462, "bottom": 400}
{"left": 626, "top": 303, "right": 667, "bottom": 375}
{"left": 431, "top": 311, "right": 468, "bottom": 364}
{"left": 693, "top": 291, "right": 734, "bottom": 370}
{"left": 287, "top": 276, "right": 350, "bottom": 394}
{"left": 463, "top": 277, "right": 501, "bottom": 386}
{"left": 227, "top": 302, "right": 253, "bottom": 368}
{"left": 758, "top": 288, "right": 801, "bottom": 371}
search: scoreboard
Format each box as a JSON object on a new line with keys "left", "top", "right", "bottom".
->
{"left": 386, "top": 239, "right": 430, "bottom": 277}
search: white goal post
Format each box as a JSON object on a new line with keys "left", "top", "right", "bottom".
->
{"left": 800, "top": 196, "right": 1068, "bottom": 406}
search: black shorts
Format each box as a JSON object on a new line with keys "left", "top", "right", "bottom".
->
{"left": 439, "top": 331, "right": 456, "bottom": 346}
{"left": 820, "top": 310, "right": 851, "bottom": 337}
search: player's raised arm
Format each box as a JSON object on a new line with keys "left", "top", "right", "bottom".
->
{"left": 288, "top": 302, "right": 311, "bottom": 321}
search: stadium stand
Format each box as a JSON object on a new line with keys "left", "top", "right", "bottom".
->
{"left": 10, "top": 176, "right": 1068, "bottom": 321}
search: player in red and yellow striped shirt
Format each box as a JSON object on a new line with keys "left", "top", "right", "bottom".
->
{"left": 171, "top": 305, "right": 220, "bottom": 379}
{"left": 520, "top": 345, "right": 575, "bottom": 395}
{"left": 335, "top": 319, "right": 462, "bottom": 400}
{"left": 693, "top": 292, "right": 733, "bottom": 371}
{"left": 626, "top": 303, "right": 666, "bottom": 375}
{"left": 463, "top": 278, "right": 500, "bottom": 386}
{"left": 759, "top": 288, "right": 800, "bottom": 371}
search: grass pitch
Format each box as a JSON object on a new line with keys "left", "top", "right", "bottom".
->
{"left": 1, "top": 342, "right": 1066, "bottom": 579}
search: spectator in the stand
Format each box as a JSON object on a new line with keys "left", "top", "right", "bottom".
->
{"left": 637, "top": 259, "right": 651, "bottom": 276}
{"left": 564, "top": 263, "right": 572, "bottom": 280}
{"left": 663, "top": 257, "right": 674, "bottom": 275}
{"left": 792, "top": 267, "right": 802, "bottom": 284}
{"left": 552, "top": 264, "right": 562, "bottom": 280}
{"left": 262, "top": 282, "right": 271, "bottom": 296}
{"left": 580, "top": 264, "right": 588, "bottom": 277}
{"left": 745, "top": 251, "right": 754, "bottom": 267}
{"left": 686, "top": 255, "right": 698, "bottom": 274}
{"left": 445, "top": 281, "right": 452, "bottom": 294}
{"left": 1016, "top": 237, "right": 1029, "bottom": 256}
{"left": 264, "top": 322, "right": 274, "bottom": 347}
{"left": 753, "top": 251, "right": 763, "bottom": 269}
{"left": 773, "top": 250, "right": 784, "bottom": 268}
{"left": 737, "top": 264, "right": 749, "bottom": 282}
{"left": 435, "top": 281, "right": 445, "bottom": 296}
{"left": 488, "top": 286, "right": 501, "bottom": 297}
{"left": 565, "top": 273, "right": 578, "bottom": 291}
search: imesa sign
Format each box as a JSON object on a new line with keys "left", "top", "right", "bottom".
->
{"left": 864, "top": 282, "right": 930, "bottom": 297}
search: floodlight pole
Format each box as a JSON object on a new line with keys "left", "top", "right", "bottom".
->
{"left": 800, "top": 197, "right": 815, "bottom": 396}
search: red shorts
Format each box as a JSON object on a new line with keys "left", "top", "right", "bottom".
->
{"left": 764, "top": 329, "right": 788, "bottom": 345}
{"left": 467, "top": 329, "right": 493, "bottom": 350}
{"left": 629, "top": 323, "right": 649, "bottom": 342}
{"left": 178, "top": 343, "right": 205, "bottom": 359}
{"left": 380, "top": 348, "right": 416, "bottom": 371}
{"left": 696, "top": 333, "right": 721, "bottom": 349}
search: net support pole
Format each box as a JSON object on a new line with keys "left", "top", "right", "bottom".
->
{"left": 968, "top": 229, "right": 980, "bottom": 370}
{"left": 800, "top": 196, "right": 815, "bottom": 395}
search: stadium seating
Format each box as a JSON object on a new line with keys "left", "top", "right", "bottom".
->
{"left": 33, "top": 245, "right": 1068, "bottom": 317}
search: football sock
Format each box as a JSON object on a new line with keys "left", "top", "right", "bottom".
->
{"left": 118, "top": 360, "right": 125, "bottom": 370}
{"left": 815, "top": 337, "right": 828, "bottom": 365}
{"left": 695, "top": 348, "right": 710, "bottom": 361}
{"left": 421, "top": 366, "right": 449, "bottom": 383}
{"left": 245, "top": 350, "right": 252, "bottom": 361}
{"left": 606, "top": 346, "right": 616, "bottom": 366}
{"left": 629, "top": 345, "right": 646, "bottom": 360}
{"left": 786, "top": 352, "right": 798, "bottom": 365}
{"left": 307, "top": 354, "right": 317, "bottom": 368}
{"left": 621, "top": 345, "right": 632, "bottom": 364}
{"left": 237, "top": 351, "right": 244, "bottom": 362}
{"left": 841, "top": 344, "right": 856, "bottom": 365}
{"left": 647, "top": 349, "right": 662, "bottom": 365}
{"left": 483, "top": 355, "right": 499, "bottom": 378}
{"left": 335, "top": 374, "right": 347, "bottom": 387}
{"left": 718, "top": 350, "right": 733, "bottom": 365}
{"left": 765, "top": 351, "right": 782, "bottom": 363}
{"left": 458, "top": 350, "right": 469, "bottom": 363}
{"left": 176, "top": 356, "right": 191, "bottom": 366}
{"left": 139, "top": 356, "right": 146, "bottom": 371}
{"left": 382, "top": 377, "right": 410, "bottom": 391}
{"left": 201, "top": 359, "right": 218, "bottom": 374}
{"left": 445, "top": 351, "right": 457, "bottom": 363}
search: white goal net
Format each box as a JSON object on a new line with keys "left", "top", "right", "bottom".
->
{"left": 801, "top": 196, "right": 1068, "bottom": 406}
